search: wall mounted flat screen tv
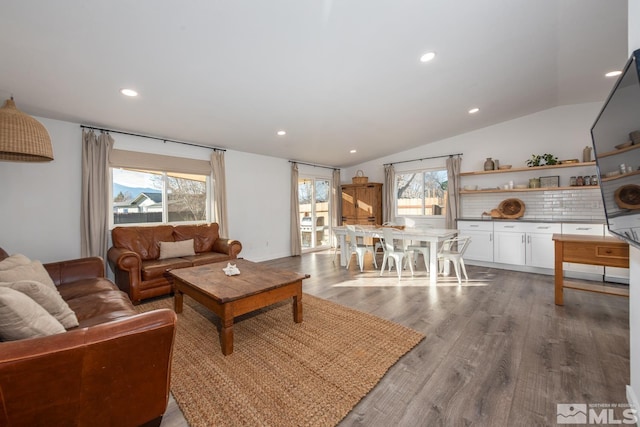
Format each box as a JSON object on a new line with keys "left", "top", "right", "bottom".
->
{"left": 592, "top": 48, "right": 640, "bottom": 248}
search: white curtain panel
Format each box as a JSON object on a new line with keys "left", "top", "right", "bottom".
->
{"left": 446, "top": 156, "right": 461, "bottom": 229}
{"left": 80, "top": 130, "right": 113, "bottom": 263}
{"left": 383, "top": 164, "right": 395, "bottom": 223}
{"left": 290, "top": 163, "right": 302, "bottom": 256}
{"left": 211, "top": 150, "right": 229, "bottom": 237}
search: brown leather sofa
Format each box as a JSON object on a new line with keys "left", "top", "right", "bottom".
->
{"left": 0, "top": 247, "right": 177, "bottom": 427}
{"left": 108, "top": 223, "right": 242, "bottom": 304}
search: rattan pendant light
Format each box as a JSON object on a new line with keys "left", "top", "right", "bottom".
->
{"left": 0, "top": 97, "right": 54, "bottom": 162}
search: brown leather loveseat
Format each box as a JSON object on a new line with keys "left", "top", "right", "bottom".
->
{"left": 0, "top": 247, "right": 177, "bottom": 427}
{"left": 108, "top": 223, "right": 242, "bottom": 304}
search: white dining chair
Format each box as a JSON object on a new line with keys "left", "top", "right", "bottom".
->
{"left": 379, "top": 227, "right": 414, "bottom": 279}
{"left": 345, "top": 225, "right": 377, "bottom": 271}
{"left": 437, "top": 236, "right": 471, "bottom": 284}
{"left": 407, "top": 243, "right": 429, "bottom": 272}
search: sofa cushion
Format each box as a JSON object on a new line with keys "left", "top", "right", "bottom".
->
{"left": 173, "top": 223, "right": 220, "bottom": 253}
{"left": 0, "top": 287, "right": 66, "bottom": 340}
{"left": 181, "top": 252, "right": 233, "bottom": 266}
{"left": 159, "top": 239, "right": 195, "bottom": 260}
{"left": 141, "top": 258, "right": 192, "bottom": 281}
{"left": 0, "top": 253, "right": 32, "bottom": 271}
{"left": 0, "top": 280, "right": 78, "bottom": 329}
{"left": 56, "top": 277, "right": 119, "bottom": 301}
{"left": 66, "top": 290, "right": 137, "bottom": 328}
{"left": 0, "top": 260, "right": 56, "bottom": 289}
{"left": 112, "top": 225, "right": 175, "bottom": 260}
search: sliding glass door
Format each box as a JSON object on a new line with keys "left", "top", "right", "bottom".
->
{"left": 298, "top": 177, "right": 330, "bottom": 251}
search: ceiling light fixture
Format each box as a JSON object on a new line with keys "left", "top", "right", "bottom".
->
{"left": 0, "top": 97, "right": 54, "bottom": 162}
{"left": 605, "top": 71, "right": 622, "bottom": 77}
{"left": 277, "top": 130, "right": 286, "bottom": 136}
{"left": 120, "top": 88, "right": 138, "bottom": 97}
{"left": 419, "top": 52, "right": 436, "bottom": 63}
{"left": 468, "top": 107, "right": 480, "bottom": 114}
{"left": 350, "top": 149, "right": 357, "bottom": 154}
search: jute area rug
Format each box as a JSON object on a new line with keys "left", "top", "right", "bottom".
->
{"left": 136, "top": 294, "right": 424, "bottom": 427}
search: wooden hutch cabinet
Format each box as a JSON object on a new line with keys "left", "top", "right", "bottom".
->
{"left": 341, "top": 182, "right": 383, "bottom": 225}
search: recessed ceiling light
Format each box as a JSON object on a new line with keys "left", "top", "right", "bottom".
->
{"left": 605, "top": 71, "right": 622, "bottom": 77}
{"left": 120, "top": 88, "right": 138, "bottom": 97}
{"left": 419, "top": 52, "right": 436, "bottom": 63}
{"left": 277, "top": 130, "right": 286, "bottom": 136}
{"left": 350, "top": 149, "right": 357, "bottom": 154}
{"left": 468, "top": 107, "right": 480, "bottom": 114}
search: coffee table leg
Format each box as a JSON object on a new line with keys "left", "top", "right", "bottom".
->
{"left": 220, "top": 304, "right": 234, "bottom": 355}
{"left": 293, "top": 293, "right": 303, "bottom": 323}
{"left": 174, "top": 288, "right": 184, "bottom": 313}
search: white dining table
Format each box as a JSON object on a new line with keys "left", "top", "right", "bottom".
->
{"left": 333, "top": 225, "right": 458, "bottom": 284}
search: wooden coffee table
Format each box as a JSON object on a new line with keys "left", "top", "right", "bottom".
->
{"left": 168, "top": 259, "right": 309, "bottom": 355}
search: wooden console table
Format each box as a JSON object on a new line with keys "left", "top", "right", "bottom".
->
{"left": 552, "top": 234, "right": 629, "bottom": 305}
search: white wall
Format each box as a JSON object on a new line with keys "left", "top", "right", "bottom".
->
{"left": 0, "top": 117, "right": 82, "bottom": 262}
{"left": 343, "top": 102, "right": 602, "bottom": 183}
{"left": 0, "top": 117, "right": 292, "bottom": 264}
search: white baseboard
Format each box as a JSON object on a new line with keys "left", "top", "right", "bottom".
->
{"left": 627, "top": 385, "right": 639, "bottom": 426}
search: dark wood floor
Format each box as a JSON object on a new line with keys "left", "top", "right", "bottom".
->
{"left": 160, "top": 251, "right": 630, "bottom": 426}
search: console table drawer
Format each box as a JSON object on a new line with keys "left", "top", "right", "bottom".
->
{"left": 595, "top": 245, "right": 629, "bottom": 259}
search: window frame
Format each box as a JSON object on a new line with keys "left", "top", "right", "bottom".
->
{"left": 109, "top": 167, "right": 212, "bottom": 228}
{"left": 394, "top": 167, "right": 448, "bottom": 217}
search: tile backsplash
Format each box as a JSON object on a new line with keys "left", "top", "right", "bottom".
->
{"left": 460, "top": 188, "right": 605, "bottom": 221}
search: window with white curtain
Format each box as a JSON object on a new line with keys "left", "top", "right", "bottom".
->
{"left": 395, "top": 168, "right": 448, "bottom": 216}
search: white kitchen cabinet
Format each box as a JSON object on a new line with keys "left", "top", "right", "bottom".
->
{"left": 493, "top": 222, "right": 560, "bottom": 269}
{"left": 526, "top": 223, "right": 561, "bottom": 268}
{"left": 561, "top": 223, "right": 605, "bottom": 276}
{"left": 457, "top": 220, "right": 494, "bottom": 262}
{"left": 493, "top": 223, "right": 526, "bottom": 265}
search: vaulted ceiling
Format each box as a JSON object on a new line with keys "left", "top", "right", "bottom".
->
{"left": 0, "top": 1, "right": 629, "bottom": 167}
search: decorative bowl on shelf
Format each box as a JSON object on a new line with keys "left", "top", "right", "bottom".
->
{"left": 514, "top": 184, "right": 528, "bottom": 189}
{"left": 498, "top": 165, "right": 512, "bottom": 170}
{"left": 463, "top": 185, "right": 478, "bottom": 191}
{"left": 559, "top": 159, "right": 579, "bottom": 164}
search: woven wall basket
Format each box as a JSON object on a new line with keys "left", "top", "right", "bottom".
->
{"left": 352, "top": 170, "right": 368, "bottom": 184}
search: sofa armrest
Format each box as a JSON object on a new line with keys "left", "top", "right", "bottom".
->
{"left": 107, "top": 247, "right": 143, "bottom": 297}
{"left": 44, "top": 256, "right": 105, "bottom": 286}
{"left": 212, "top": 238, "right": 243, "bottom": 258}
{"left": 0, "top": 309, "right": 177, "bottom": 427}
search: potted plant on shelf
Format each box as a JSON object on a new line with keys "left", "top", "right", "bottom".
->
{"left": 526, "top": 153, "right": 558, "bottom": 167}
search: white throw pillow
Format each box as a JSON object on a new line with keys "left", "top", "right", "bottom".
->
{"left": 0, "top": 254, "right": 32, "bottom": 271}
{"left": 0, "top": 287, "right": 65, "bottom": 341}
{"left": 0, "top": 280, "right": 79, "bottom": 329}
{"left": 158, "top": 239, "right": 196, "bottom": 260}
{"left": 0, "top": 260, "right": 56, "bottom": 289}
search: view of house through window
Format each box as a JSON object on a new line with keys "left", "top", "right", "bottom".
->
{"left": 298, "top": 177, "right": 330, "bottom": 250}
{"left": 395, "top": 169, "right": 448, "bottom": 216}
{"left": 111, "top": 168, "right": 209, "bottom": 225}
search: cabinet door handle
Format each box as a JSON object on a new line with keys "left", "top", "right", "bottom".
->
{"left": 522, "top": 235, "right": 525, "bottom": 243}
{"left": 527, "top": 235, "right": 531, "bottom": 243}
{"left": 504, "top": 226, "right": 515, "bottom": 229}
{"left": 470, "top": 225, "right": 479, "bottom": 227}
{"left": 576, "top": 227, "right": 591, "bottom": 231}
{"left": 490, "top": 234, "right": 492, "bottom": 242}
{"left": 537, "top": 226, "right": 550, "bottom": 229}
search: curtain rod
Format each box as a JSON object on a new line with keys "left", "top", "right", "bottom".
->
{"left": 384, "top": 153, "right": 462, "bottom": 166}
{"left": 80, "top": 125, "right": 226, "bottom": 152}
{"left": 289, "top": 160, "right": 340, "bottom": 171}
